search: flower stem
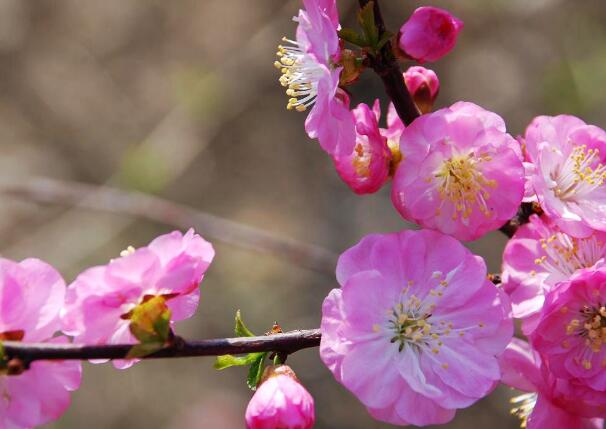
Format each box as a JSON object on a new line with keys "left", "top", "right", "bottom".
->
{"left": 357, "top": 0, "right": 420, "bottom": 125}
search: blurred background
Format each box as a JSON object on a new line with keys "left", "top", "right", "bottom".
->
{"left": 0, "top": 0, "right": 604, "bottom": 427}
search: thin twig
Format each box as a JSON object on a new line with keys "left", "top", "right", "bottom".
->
{"left": 0, "top": 177, "right": 338, "bottom": 275}
{"left": 499, "top": 202, "right": 539, "bottom": 238}
{"left": 3, "top": 329, "right": 321, "bottom": 363}
{"left": 358, "top": 0, "right": 420, "bottom": 125}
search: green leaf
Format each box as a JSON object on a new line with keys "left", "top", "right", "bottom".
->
{"left": 214, "top": 354, "right": 253, "bottom": 370}
{"left": 338, "top": 28, "right": 367, "bottom": 47}
{"left": 376, "top": 31, "right": 393, "bottom": 51}
{"left": 247, "top": 352, "right": 268, "bottom": 390}
{"left": 126, "top": 342, "right": 165, "bottom": 359}
{"left": 0, "top": 342, "right": 5, "bottom": 367}
{"left": 358, "top": 2, "right": 379, "bottom": 49}
{"left": 129, "top": 296, "right": 172, "bottom": 344}
{"left": 234, "top": 310, "right": 255, "bottom": 337}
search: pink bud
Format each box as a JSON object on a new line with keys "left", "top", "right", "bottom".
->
{"left": 398, "top": 7, "right": 463, "bottom": 63}
{"left": 403, "top": 66, "right": 440, "bottom": 113}
{"left": 245, "top": 365, "right": 315, "bottom": 429}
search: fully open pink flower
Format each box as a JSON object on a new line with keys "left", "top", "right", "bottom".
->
{"left": 398, "top": 7, "right": 463, "bottom": 63}
{"left": 531, "top": 266, "right": 606, "bottom": 390}
{"left": 332, "top": 101, "right": 391, "bottom": 194}
{"left": 61, "top": 229, "right": 214, "bottom": 369}
{"left": 276, "top": 0, "right": 355, "bottom": 156}
{"left": 524, "top": 115, "right": 606, "bottom": 237}
{"left": 500, "top": 338, "right": 605, "bottom": 428}
{"left": 391, "top": 102, "right": 525, "bottom": 241}
{"left": 403, "top": 66, "right": 440, "bottom": 114}
{"left": 320, "top": 229, "right": 513, "bottom": 426}
{"left": 245, "top": 365, "right": 315, "bottom": 429}
{"left": 0, "top": 258, "right": 81, "bottom": 429}
{"left": 502, "top": 214, "right": 606, "bottom": 334}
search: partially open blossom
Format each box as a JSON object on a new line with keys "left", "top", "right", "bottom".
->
{"left": 245, "top": 365, "right": 315, "bottom": 429}
{"left": 276, "top": 0, "right": 355, "bottom": 156}
{"left": 320, "top": 229, "right": 512, "bottom": 426}
{"left": 392, "top": 102, "right": 525, "bottom": 241}
{"left": 531, "top": 266, "right": 606, "bottom": 390}
{"left": 523, "top": 115, "right": 606, "bottom": 237}
{"left": 333, "top": 101, "right": 391, "bottom": 194}
{"left": 403, "top": 66, "right": 440, "bottom": 114}
{"left": 378, "top": 103, "right": 405, "bottom": 173}
{"left": 398, "top": 7, "right": 463, "bottom": 63}
{"left": 61, "top": 229, "right": 214, "bottom": 369}
{"left": 502, "top": 214, "right": 606, "bottom": 334}
{"left": 0, "top": 258, "right": 81, "bottom": 429}
{"left": 500, "top": 338, "right": 605, "bottom": 428}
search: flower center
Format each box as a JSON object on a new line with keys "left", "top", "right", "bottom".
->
{"left": 275, "top": 38, "right": 325, "bottom": 112}
{"left": 564, "top": 305, "right": 606, "bottom": 369}
{"left": 553, "top": 144, "right": 606, "bottom": 201}
{"left": 510, "top": 392, "right": 537, "bottom": 429}
{"left": 387, "top": 294, "right": 434, "bottom": 352}
{"left": 373, "top": 273, "right": 471, "bottom": 366}
{"left": 434, "top": 152, "right": 496, "bottom": 220}
{"left": 534, "top": 232, "right": 606, "bottom": 277}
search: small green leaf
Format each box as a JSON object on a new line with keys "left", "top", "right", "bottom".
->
{"left": 358, "top": 2, "right": 379, "bottom": 49}
{"left": 214, "top": 354, "right": 253, "bottom": 370}
{"left": 234, "top": 310, "right": 255, "bottom": 337}
{"left": 126, "top": 342, "right": 165, "bottom": 359}
{"left": 247, "top": 352, "right": 268, "bottom": 390}
{"left": 338, "top": 28, "right": 367, "bottom": 47}
{"left": 376, "top": 31, "right": 393, "bottom": 51}
{"left": 0, "top": 342, "right": 6, "bottom": 371}
{"left": 129, "top": 296, "right": 172, "bottom": 344}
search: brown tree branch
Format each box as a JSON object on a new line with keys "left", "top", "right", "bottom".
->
{"left": 358, "top": 0, "right": 420, "bottom": 125}
{"left": 0, "top": 177, "right": 338, "bottom": 276}
{"left": 499, "top": 202, "right": 540, "bottom": 238}
{"left": 3, "top": 329, "right": 321, "bottom": 364}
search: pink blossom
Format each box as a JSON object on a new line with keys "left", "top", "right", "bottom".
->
{"left": 380, "top": 102, "right": 405, "bottom": 145}
{"left": 320, "top": 229, "right": 513, "bottom": 426}
{"left": 245, "top": 365, "right": 315, "bottom": 429}
{"left": 276, "top": 0, "right": 355, "bottom": 156}
{"left": 502, "top": 214, "right": 606, "bottom": 334}
{"left": 398, "top": 7, "right": 463, "bottom": 63}
{"left": 0, "top": 258, "right": 81, "bottom": 429}
{"left": 391, "top": 102, "right": 525, "bottom": 241}
{"left": 403, "top": 66, "right": 440, "bottom": 114}
{"left": 500, "top": 338, "right": 605, "bottom": 428}
{"left": 61, "top": 229, "right": 214, "bottom": 369}
{"left": 531, "top": 266, "right": 606, "bottom": 390}
{"left": 523, "top": 115, "right": 606, "bottom": 237}
{"left": 332, "top": 101, "right": 391, "bottom": 194}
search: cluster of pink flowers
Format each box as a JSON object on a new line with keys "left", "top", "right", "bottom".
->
{"left": 496, "top": 114, "right": 606, "bottom": 427}
{"left": 276, "top": 1, "right": 456, "bottom": 193}
{"left": 273, "top": 0, "right": 606, "bottom": 428}
{"left": 0, "top": 229, "right": 214, "bottom": 428}
{"left": 8, "top": 0, "right": 606, "bottom": 428}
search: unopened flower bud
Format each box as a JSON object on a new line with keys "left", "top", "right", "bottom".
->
{"left": 245, "top": 365, "right": 315, "bottom": 429}
{"left": 403, "top": 66, "right": 439, "bottom": 114}
{"left": 398, "top": 7, "right": 463, "bottom": 63}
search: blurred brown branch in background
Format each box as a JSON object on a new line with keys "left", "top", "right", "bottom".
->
{"left": 0, "top": 177, "right": 338, "bottom": 275}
